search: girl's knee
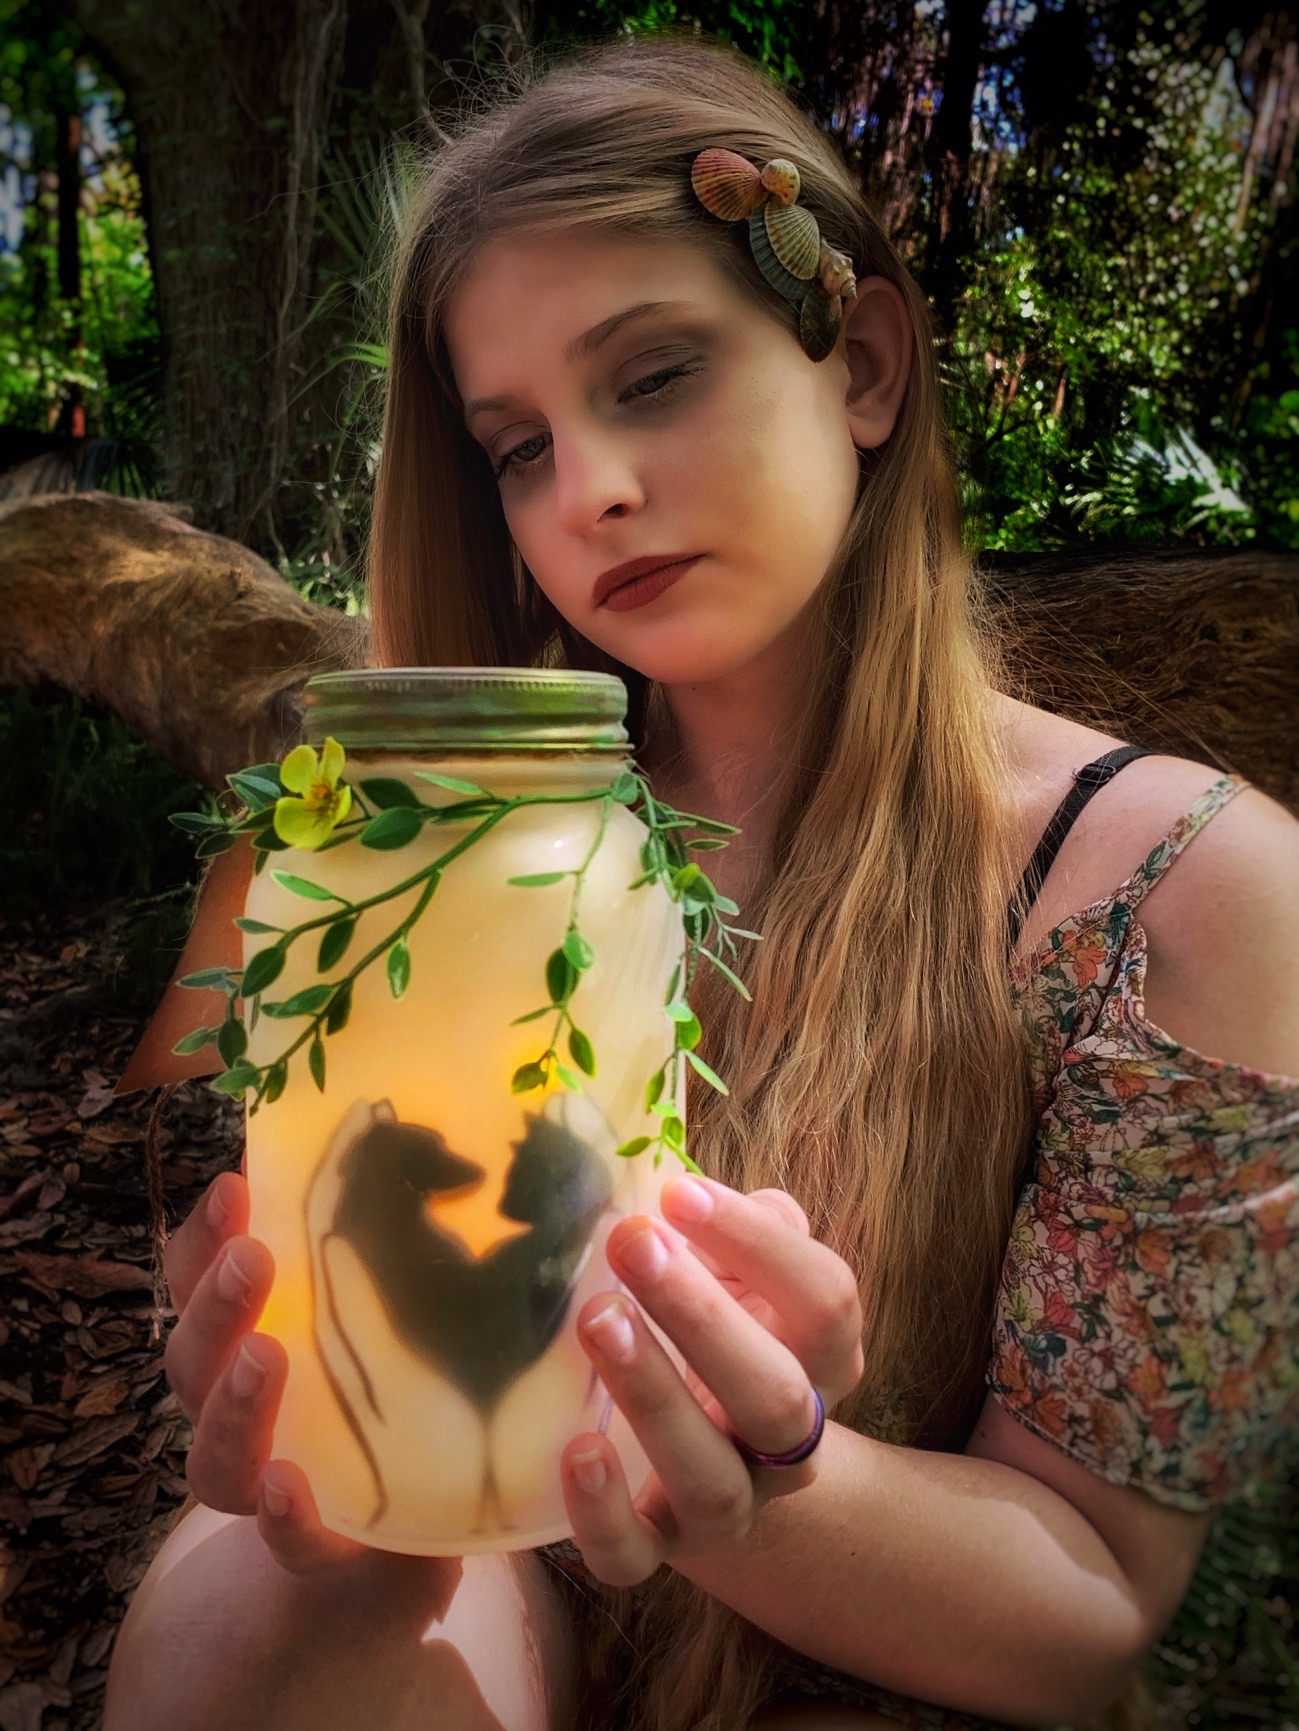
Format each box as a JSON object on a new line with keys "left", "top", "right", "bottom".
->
{"left": 106, "top": 1505, "right": 568, "bottom": 1731}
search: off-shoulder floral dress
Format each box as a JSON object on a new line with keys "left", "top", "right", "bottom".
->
{"left": 753, "top": 771, "right": 1299, "bottom": 1726}
{"left": 539, "top": 773, "right": 1299, "bottom": 1729}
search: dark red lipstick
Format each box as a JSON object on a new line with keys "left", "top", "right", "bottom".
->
{"left": 593, "top": 553, "right": 703, "bottom": 612}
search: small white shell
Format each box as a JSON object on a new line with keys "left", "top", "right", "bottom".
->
{"left": 818, "top": 244, "right": 856, "bottom": 297}
{"left": 759, "top": 159, "right": 801, "bottom": 206}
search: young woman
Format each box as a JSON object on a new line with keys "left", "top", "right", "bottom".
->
{"left": 105, "top": 34, "right": 1299, "bottom": 1731}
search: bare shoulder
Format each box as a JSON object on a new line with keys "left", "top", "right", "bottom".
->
{"left": 996, "top": 694, "right": 1299, "bottom": 1077}
{"left": 1132, "top": 768, "right": 1299, "bottom": 1079}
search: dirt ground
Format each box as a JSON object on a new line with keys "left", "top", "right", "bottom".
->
{"left": 0, "top": 902, "right": 242, "bottom": 1731}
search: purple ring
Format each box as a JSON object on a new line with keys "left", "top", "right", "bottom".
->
{"left": 729, "top": 1387, "right": 825, "bottom": 1468}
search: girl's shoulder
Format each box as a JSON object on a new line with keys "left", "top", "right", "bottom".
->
{"left": 1000, "top": 697, "right": 1299, "bottom": 1083}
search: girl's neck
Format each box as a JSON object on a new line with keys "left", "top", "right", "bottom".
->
{"left": 642, "top": 628, "right": 808, "bottom": 908}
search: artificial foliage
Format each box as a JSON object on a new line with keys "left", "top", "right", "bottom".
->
{"left": 169, "top": 740, "right": 755, "bottom": 1173}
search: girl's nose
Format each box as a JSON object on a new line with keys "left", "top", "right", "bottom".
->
{"left": 551, "top": 428, "right": 646, "bottom": 537}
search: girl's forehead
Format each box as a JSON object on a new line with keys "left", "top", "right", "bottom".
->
{"left": 444, "top": 229, "right": 731, "bottom": 365}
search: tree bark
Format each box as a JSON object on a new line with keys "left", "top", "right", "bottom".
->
{"left": 924, "top": 0, "right": 989, "bottom": 335}
{"left": 0, "top": 492, "right": 364, "bottom": 789}
{"left": 65, "top": 0, "right": 529, "bottom": 551}
{"left": 66, "top": 0, "right": 350, "bottom": 546}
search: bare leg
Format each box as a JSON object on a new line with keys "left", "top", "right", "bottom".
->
{"left": 105, "top": 1501, "right": 577, "bottom": 1731}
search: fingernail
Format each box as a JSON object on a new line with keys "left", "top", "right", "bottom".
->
{"left": 664, "top": 1176, "right": 714, "bottom": 1223}
{"left": 615, "top": 1220, "right": 668, "bottom": 1279}
{"left": 571, "top": 1449, "right": 607, "bottom": 1495}
{"left": 231, "top": 1342, "right": 267, "bottom": 1400}
{"left": 262, "top": 1468, "right": 292, "bottom": 1519}
{"left": 583, "top": 1298, "right": 636, "bottom": 1364}
{"left": 207, "top": 1183, "right": 229, "bottom": 1231}
{"left": 217, "top": 1247, "right": 252, "bottom": 1305}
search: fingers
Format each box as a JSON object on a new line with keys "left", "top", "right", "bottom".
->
{"left": 183, "top": 1328, "right": 285, "bottom": 1514}
{"left": 567, "top": 1293, "right": 757, "bottom": 1581}
{"left": 257, "top": 1459, "right": 372, "bottom": 1574}
{"left": 604, "top": 1219, "right": 821, "bottom": 1456}
{"left": 560, "top": 1432, "right": 664, "bottom": 1588}
{"left": 659, "top": 1176, "right": 863, "bottom": 1399}
{"left": 164, "top": 1232, "right": 275, "bottom": 1424}
{"left": 164, "top": 1171, "right": 249, "bottom": 1315}
{"left": 748, "top": 1188, "right": 811, "bottom": 1235}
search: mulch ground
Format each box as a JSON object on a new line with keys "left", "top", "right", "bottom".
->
{"left": 0, "top": 901, "right": 241, "bottom": 1731}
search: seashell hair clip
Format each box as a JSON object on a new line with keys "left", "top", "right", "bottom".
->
{"left": 689, "top": 148, "right": 857, "bottom": 363}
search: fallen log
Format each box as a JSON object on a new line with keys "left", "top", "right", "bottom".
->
{"left": 0, "top": 491, "right": 365, "bottom": 790}
{"left": 2, "top": 494, "right": 1294, "bottom": 812}
{"left": 983, "top": 545, "right": 1299, "bottom": 814}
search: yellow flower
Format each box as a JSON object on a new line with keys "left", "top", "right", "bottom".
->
{"left": 273, "top": 737, "right": 352, "bottom": 849}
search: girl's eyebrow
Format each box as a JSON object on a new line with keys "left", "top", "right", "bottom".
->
{"left": 462, "top": 299, "right": 696, "bottom": 425}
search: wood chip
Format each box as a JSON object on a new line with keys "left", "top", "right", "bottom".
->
{"left": 13, "top": 1252, "right": 152, "bottom": 1297}
{"left": 78, "top": 1626, "right": 114, "bottom": 1670}
{"left": 0, "top": 1679, "right": 53, "bottom": 1731}
{"left": 51, "top": 1414, "right": 140, "bottom": 1469}
{"left": 71, "top": 1381, "right": 127, "bottom": 1420}
{"left": 3, "top": 1446, "right": 55, "bottom": 1494}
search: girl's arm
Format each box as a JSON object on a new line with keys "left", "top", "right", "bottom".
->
{"left": 674, "top": 1394, "right": 1212, "bottom": 1725}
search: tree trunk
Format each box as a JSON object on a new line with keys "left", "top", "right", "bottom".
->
{"left": 924, "top": 0, "right": 989, "bottom": 335}
{"left": 66, "top": 0, "right": 529, "bottom": 552}
{"left": 66, "top": 0, "right": 349, "bottom": 546}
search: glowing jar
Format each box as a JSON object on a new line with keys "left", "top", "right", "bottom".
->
{"left": 242, "top": 669, "right": 683, "bottom": 1556}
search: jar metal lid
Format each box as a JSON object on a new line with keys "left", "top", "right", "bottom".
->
{"left": 303, "top": 667, "right": 630, "bottom": 753}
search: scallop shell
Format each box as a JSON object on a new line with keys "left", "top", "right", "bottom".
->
{"left": 759, "top": 158, "right": 801, "bottom": 206}
{"left": 747, "top": 208, "right": 807, "bottom": 300}
{"left": 764, "top": 200, "right": 819, "bottom": 279}
{"left": 799, "top": 287, "right": 842, "bottom": 363}
{"left": 818, "top": 244, "right": 856, "bottom": 298}
{"left": 691, "top": 149, "right": 765, "bottom": 221}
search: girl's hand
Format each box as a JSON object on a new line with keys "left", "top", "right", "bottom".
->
{"left": 163, "top": 1171, "right": 375, "bottom": 1574}
{"left": 560, "top": 1173, "right": 865, "bottom": 1586}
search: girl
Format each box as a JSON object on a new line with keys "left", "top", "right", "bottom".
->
{"left": 105, "top": 33, "right": 1299, "bottom": 1731}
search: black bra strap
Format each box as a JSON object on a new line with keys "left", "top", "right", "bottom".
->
{"left": 1006, "top": 745, "right": 1157, "bottom": 953}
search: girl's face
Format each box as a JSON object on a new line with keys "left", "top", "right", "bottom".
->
{"left": 444, "top": 229, "right": 900, "bottom": 687}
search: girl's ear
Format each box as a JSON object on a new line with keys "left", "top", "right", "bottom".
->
{"left": 840, "top": 277, "right": 914, "bottom": 451}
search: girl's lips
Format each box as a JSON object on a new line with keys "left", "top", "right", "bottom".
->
{"left": 599, "top": 556, "right": 701, "bottom": 612}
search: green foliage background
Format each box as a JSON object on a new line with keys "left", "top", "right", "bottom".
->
{"left": 0, "top": 2, "right": 1295, "bottom": 1724}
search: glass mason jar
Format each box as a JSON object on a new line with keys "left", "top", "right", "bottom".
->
{"left": 242, "top": 669, "right": 685, "bottom": 1556}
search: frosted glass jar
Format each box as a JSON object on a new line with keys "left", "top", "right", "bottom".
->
{"left": 242, "top": 669, "right": 683, "bottom": 1556}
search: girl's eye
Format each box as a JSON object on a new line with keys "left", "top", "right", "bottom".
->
{"left": 495, "top": 432, "right": 548, "bottom": 476}
{"left": 626, "top": 360, "right": 706, "bottom": 399}
{"left": 492, "top": 362, "right": 703, "bottom": 479}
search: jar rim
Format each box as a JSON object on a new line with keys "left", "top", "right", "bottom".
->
{"left": 304, "top": 667, "right": 630, "bottom": 753}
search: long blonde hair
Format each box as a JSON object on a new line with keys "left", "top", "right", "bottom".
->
{"left": 368, "top": 33, "right": 1038, "bottom": 1730}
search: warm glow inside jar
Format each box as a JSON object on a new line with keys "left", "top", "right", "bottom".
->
{"left": 242, "top": 669, "right": 684, "bottom": 1556}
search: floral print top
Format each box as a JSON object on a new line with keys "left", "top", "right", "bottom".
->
{"left": 541, "top": 774, "right": 1299, "bottom": 1729}
{"left": 990, "top": 772, "right": 1299, "bottom": 1514}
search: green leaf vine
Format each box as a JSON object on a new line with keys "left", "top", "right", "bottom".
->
{"left": 170, "top": 744, "right": 755, "bottom": 1173}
